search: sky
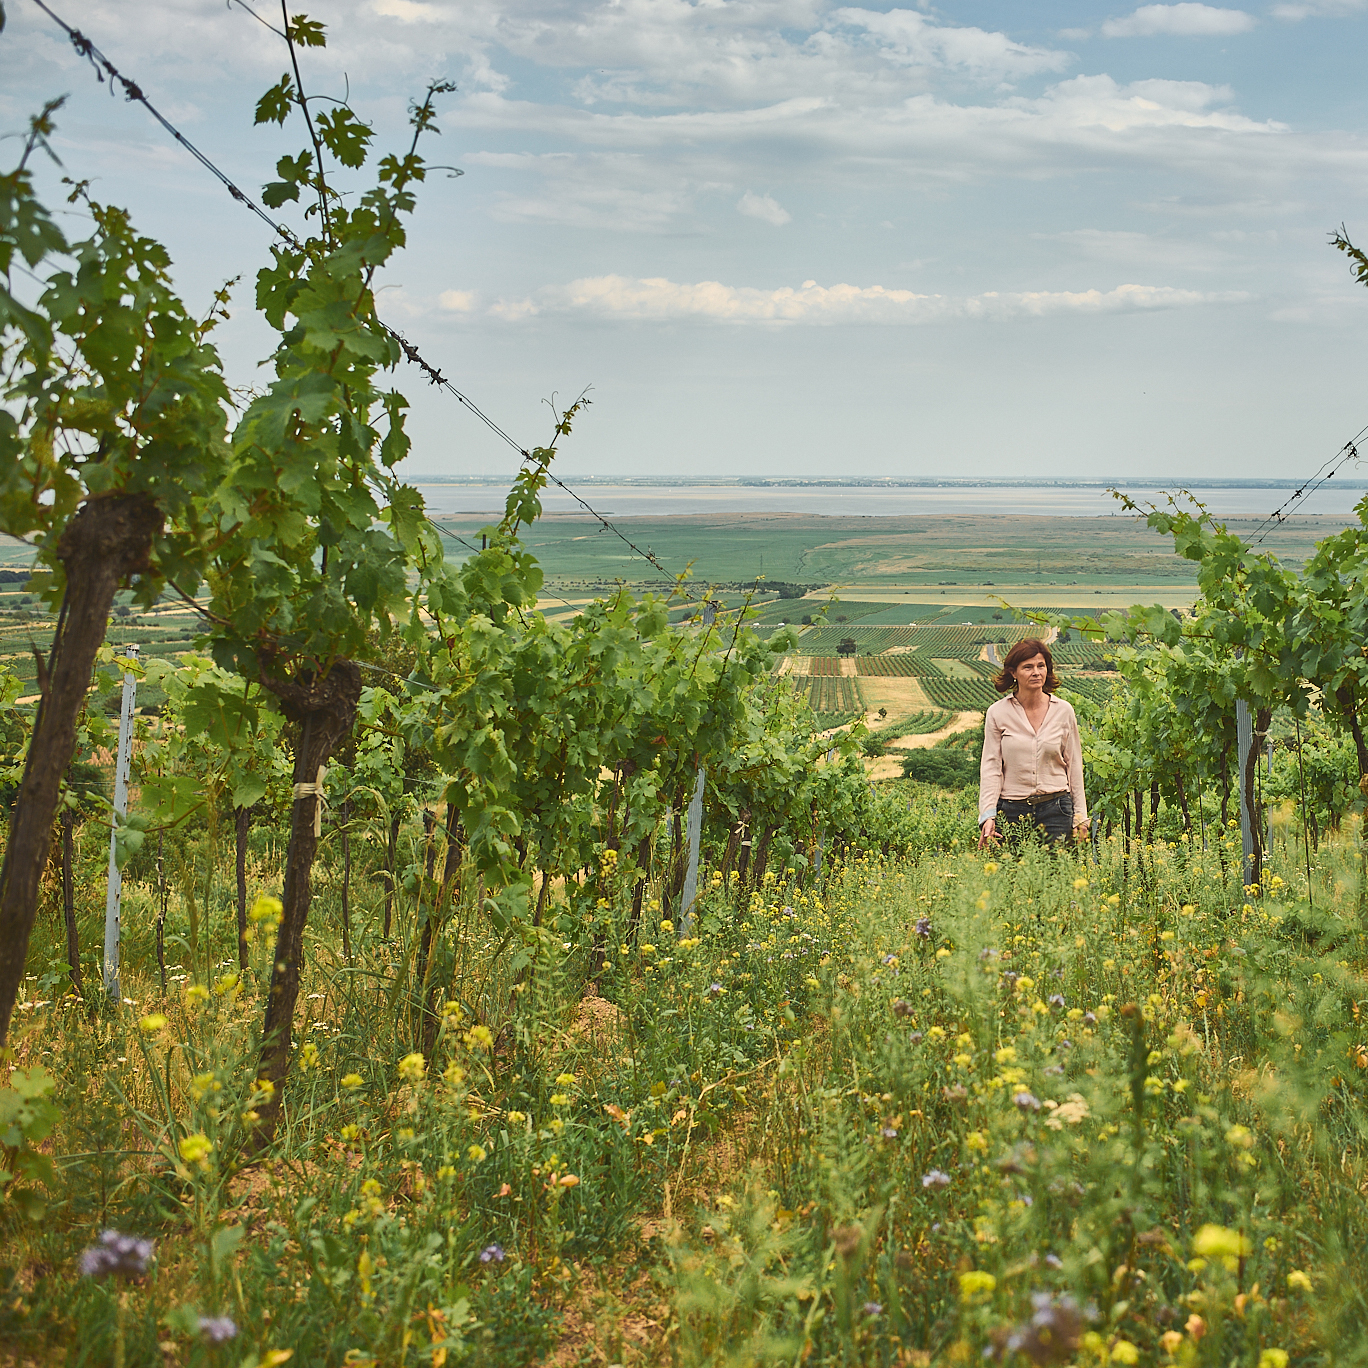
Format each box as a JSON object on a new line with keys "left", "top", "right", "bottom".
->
{"left": 4, "top": 0, "right": 1368, "bottom": 483}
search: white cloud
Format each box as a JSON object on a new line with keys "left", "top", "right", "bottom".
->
{"left": 832, "top": 9, "right": 1071, "bottom": 79}
{"left": 737, "top": 191, "right": 791, "bottom": 225}
{"left": 438, "top": 289, "right": 478, "bottom": 312}
{"left": 1102, "top": 5, "right": 1256, "bottom": 37}
{"left": 1272, "top": 0, "right": 1366, "bottom": 16}
{"left": 371, "top": 0, "right": 443, "bottom": 20}
{"left": 449, "top": 75, "right": 1302, "bottom": 232}
{"left": 482, "top": 274, "right": 1247, "bottom": 324}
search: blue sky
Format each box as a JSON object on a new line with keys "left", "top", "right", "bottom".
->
{"left": 5, "top": 0, "right": 1368, "bottom": 481}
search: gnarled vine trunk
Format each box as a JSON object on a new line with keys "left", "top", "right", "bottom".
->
{"left": 0, "top": 493, "right": 161, "bottom": 1047}
{"left": 251, "top": 657, "right": 362, "bottom": 1148}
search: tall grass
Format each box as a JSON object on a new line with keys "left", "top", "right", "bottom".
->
{"left": 2, "top": 798, "right": 1365, "bottom": 1366}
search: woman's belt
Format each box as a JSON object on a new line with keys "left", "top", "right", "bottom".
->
{"left": 1000, "top": 790, "right": 1069, "bottom": 807}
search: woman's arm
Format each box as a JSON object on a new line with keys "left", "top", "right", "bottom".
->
{"left": 1064, "top": 705, "right": 1089, "bottom": 832}
{"left": 978, "top": 706, "right": 1002, "bottom": 846}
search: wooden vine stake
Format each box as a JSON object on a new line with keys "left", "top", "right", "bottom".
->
{"left": 102, "top": 644, "right": 139, "bottom": 1004}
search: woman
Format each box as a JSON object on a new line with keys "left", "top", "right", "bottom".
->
{"left": 978, "top": 636, "right": 1089, "bottom": 848}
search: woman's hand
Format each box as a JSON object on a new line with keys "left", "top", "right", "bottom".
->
{"left": 978, "top": 819, "right": 997, "bottom": 849}
{"left": 1073, "top": 822, "right": 1090, "bottom": 841}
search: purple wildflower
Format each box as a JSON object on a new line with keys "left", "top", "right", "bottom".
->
{"left": 881, "top": 1125, "right": 899, "bottom": 1139}
{"left": 908, "top": 1030, "right": 923, "bottom": 1044}
{"left": 479, "top": 1243, "right": 506, "bottom": 1264}
{"left": 1044, "top": 1065, "right": 1064, "bottom": 1077}
{"left": 863, "top": 1302, "right": 883, "bottom": 1317}
{"left": 891, "top": 999, "right": 914, "bottom": 1018}
{"left": 914, "top": 916, "right": 933, "bottom": 940}
{"left": 921, "top": 1169, "right": 951, "bottom": 1188}
{"left": 198, "top": 1316, "right": 238, "bottom": 1344}
{"left": 1013, "top": 1091, "right": 1042, "bottom": 1113}
{"left": 707, "top": 982, "right": 723, "bottom": 996}
{"left": 987, "top": 1293, "right": 1085, "bottom": 1365}
{"left": 1045, "top": 1254, "right": 1064, "bottom": 1270}
{"left": 882, "top": 954, "right": 897, "bottom": 966}
{"left": 1048, "top": 994, "right": 1066, "bottom": 1010}
{"left": 79, "top": 1230, "right": 154, "bottom": 1280}
{"left": 1083, "top": 1012, "right": 1097, "bottom": 1026}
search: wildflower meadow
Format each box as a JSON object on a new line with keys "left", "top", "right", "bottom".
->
{"left": 4, "top": 811, "right": 1367, "bottom": 1366}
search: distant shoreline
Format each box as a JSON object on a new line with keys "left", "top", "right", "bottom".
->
{"left": 403, "top": 475, "right": 1368, "bottom": 490}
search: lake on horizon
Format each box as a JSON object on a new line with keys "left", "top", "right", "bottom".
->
{"left": 416, "top": 482, "right": 1367, "bottom": 521}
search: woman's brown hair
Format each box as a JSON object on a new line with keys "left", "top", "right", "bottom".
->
{"left": 993, "top": 637, "right": 1060, "bottom": 694}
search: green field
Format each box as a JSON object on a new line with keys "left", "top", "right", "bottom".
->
{"left": 427, "top": 510, "right": 1351, "bottom": 597}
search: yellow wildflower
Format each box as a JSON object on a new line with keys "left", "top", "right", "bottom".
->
{"left": 958, "top": 1271, "right": 995, "bottom": 1302}
{"left": 1192, "top": 1224, "right": 1251, "bottom": 1270}
{"left": 1111, "top": 1341, "right": 1139, "bottom": 1365}
{"left": 340, "top": 1072, "right": 363, "bottom": 1090}
{"left": 468, "top": 1144, "right": 487, "bottom": 1162}
{"left": 397, "top": 1052, "right": 426, "bottom": 1084}
{"left": 464, "top": 1025, "right": 494, "bottom": 1051}
{"left": 249, "top": 893, "right": 283, "bottom": 924}
{"left": 178, "top": 1133, "right": 212, "bottom": 1167}
{"left": 138, "top": 1013, "right": 167, "bottom": 1034}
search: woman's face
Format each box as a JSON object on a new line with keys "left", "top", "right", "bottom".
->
{"left": 1013, "top": 653, "right": 1048, "bottom": 691}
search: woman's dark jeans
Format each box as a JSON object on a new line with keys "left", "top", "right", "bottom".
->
{"left": 997, "top": 793, "right": 1074, "bottom": 846}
